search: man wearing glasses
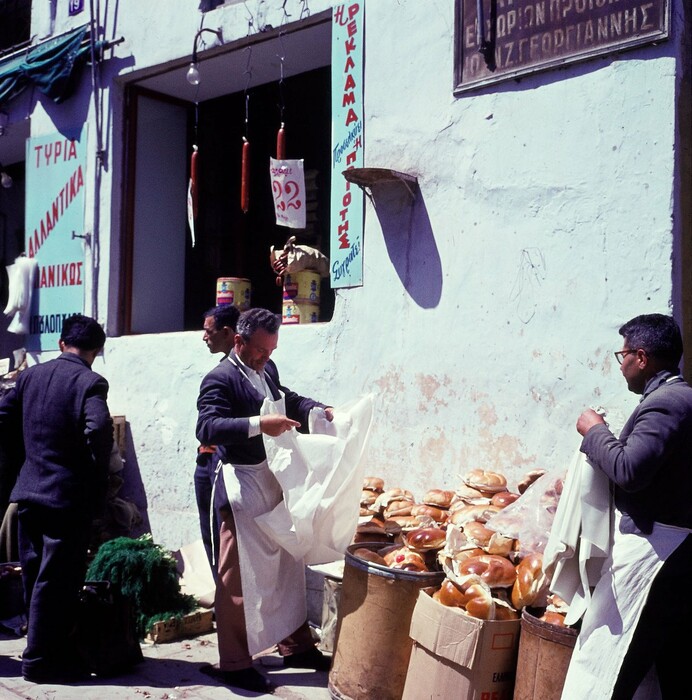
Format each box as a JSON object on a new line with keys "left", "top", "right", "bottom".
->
{"left": 562, "top": 314, "right": 692, "bottom": 698}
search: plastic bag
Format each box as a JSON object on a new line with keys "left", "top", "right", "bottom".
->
{"left": 269, "top": 235, "right": 329, "bottom": 278}
{"left": 485, "top": 469, "right": 565, "bottom": 558}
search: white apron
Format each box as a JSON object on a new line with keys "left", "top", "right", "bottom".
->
{"left": 220, "top": 392, "right": 374, "bottom": 656}
{"left": 561, "top": 512, "right": 690, "bottom": 699}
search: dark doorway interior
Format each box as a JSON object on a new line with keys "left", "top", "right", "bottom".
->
{"left": 184, "top": 65, "right": 334, "bottom": 328}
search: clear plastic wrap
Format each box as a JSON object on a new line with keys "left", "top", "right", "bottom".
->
{"left": 485, "top": 469, "right": 565, "bottom": 558}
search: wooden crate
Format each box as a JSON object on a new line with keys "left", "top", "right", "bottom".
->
{"left": 146, "top": 609, "right": 214, "bottom": 643}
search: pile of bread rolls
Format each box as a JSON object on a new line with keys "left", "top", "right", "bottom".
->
{"left": 352, "top": 468, "right": 570, "bottom": 627}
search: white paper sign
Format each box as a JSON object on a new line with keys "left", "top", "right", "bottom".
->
{"left": 270, "top": 158, "right": 306, "bottom": 229}
{"left": 186, "top": 179, "right": 196, "bottom": 247}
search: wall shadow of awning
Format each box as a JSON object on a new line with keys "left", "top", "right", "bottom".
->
{"left": 0, "top": 24, "right": 103, "bottom": 108}
{"left": 344, "top": 168, "right": 442, "bottom": 309}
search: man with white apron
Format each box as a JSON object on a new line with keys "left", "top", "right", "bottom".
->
{"left": 564, "top": 313, "right": 692, "bottom": 698}
{"left": 195, "top": 307, "right": 333, "bottom": 694}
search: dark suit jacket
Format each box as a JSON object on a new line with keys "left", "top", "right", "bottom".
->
{"left": 196, "top": 352, "right": 325, "bottom": 466}
{"left": 581, "top": 370, "right": 692, "bottom": 532}
{"left": 0, "top": 352, "right": 113, "bottom": 516}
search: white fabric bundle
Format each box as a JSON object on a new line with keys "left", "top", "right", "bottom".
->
{"left": 4, "top": 256, "right": 38, "bottom": 334}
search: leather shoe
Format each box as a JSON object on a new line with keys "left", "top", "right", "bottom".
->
{"left": 23, "top": 664, "right": 92, "bottom": 684}
{"left": 282, "top": 647, "right": 331, "bottom": 671}
{"left": 199, "top": 663, "right": 274, "bottom": 694}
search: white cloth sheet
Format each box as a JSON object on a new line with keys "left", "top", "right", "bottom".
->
{"left": 220, "top": 392, "right": 374, "bottom": 656}
{"left": 560, "top": 512, "right": 689, "bottom": 699}
{"left": 543, "top": 448, "right": 611, "bottom": 625}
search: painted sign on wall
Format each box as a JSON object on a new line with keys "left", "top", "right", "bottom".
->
{"left": 25, "top": 129, "right": 87, "bottom": 351}
{"left": 330, "top": 2, "right": 365, "bottom": 289}
{"left": 455, "top": 0, "right": 670, "bottom": 93}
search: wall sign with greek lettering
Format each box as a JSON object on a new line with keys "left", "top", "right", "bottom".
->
{"left": 25, "top": 128, "right": 88, "bottom": 351}
{"left": 454, "top": 0, "right": 670, "bottom": 94}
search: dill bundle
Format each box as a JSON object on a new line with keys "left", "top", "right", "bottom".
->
{"left": 86, "top": 534, "right": 198, "bottom": 639}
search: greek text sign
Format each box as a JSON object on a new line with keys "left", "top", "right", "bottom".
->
{"left": 455, "top": 0, "right": 669, "bottom": 93}
{"left": 330, "top": 2, "right": 365, "bottom": 289}
{"left": 25, "top": 129, "right": 87, "bottom": 351}
{"left": 270, "top": 158, "right": 306, "bottom": 229}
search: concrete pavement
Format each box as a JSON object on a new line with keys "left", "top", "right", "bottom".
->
{"left": 0, "top": 626, "right": 333, "bottom": 699}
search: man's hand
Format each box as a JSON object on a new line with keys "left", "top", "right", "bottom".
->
{"left": 576, "top": 408, "right": 606, "bottom": 436}
{"left": 324, "top": 407, "right": 334, "bottom": 422}
{"left": 260, "top": 414, "right": 301, "bottom": 436}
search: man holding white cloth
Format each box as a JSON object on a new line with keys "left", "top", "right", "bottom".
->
{"left": 564, "top": 314, "right": 692, "bottom": 698}
{"left": 196, "top": 307, "right": 334, "bottom": 694}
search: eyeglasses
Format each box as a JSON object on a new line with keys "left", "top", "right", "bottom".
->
{"left": 614, "top": 349, "right": 637, "bottom": 365}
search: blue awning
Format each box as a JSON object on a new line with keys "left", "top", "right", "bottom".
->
{"left": 0, "top": 25, "right": 100, "bottom": 107}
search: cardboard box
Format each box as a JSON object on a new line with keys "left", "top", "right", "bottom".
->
{"left": 146, "top": 608, "right": 214, "bottom": 643}
{"left": 402, "top": 589, "right": 520, "bottom": 700}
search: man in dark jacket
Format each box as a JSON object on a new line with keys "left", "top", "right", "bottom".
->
{"left": 196, "top": 307, "right": 332, "bottom": 693}
{"left": 565, "top": 313, "right": 692, "bottom": 698}
{"left": 0, "top": 314, "right": 113, "bottom": 684}
{"left": 196, "top": 303, "right": 240, "bottom": 578}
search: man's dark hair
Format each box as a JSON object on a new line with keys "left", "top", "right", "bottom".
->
{"left": 60, "top": 314, "right": 106, "bottom": 351}
{"left": 204, "top": 304, "right": 240, "bottom": 332}
{"left": 237, "top": 307, "right": 281, "bottom": 340}
{"left": 619, "top": 314, "right": 683, "bottom": 368}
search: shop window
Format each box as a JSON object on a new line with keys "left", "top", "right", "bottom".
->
{"left": 122, "top": 66, "right": 333, "bottom": 334}
{"left": 0, "top": 0, "right": 31, "bottom": 55}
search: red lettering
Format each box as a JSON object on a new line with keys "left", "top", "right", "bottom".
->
{"left": 342, "top": 92, "right": 355, "bottom": 107}
{"left": 344, "top": 56, "right": 355, "bottom": 72}
{"left": 344, "top": 108, "right": 358, "bottom": 126}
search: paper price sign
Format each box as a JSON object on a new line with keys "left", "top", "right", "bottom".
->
{"left": 270, "top": 158, "right": 306, "bottom": 229}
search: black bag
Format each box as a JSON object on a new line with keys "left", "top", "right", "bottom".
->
{"left": 75, "top": 580, "right": 143, "bottom": 677}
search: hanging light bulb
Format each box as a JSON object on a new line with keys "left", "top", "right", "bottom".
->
{"left": 186, "top": 61, "right": 201, "bottom": 85}
{"left": 0, "top": 162, "right": 12, "bottom": 189}
{"left": 184, "top": 27, "right": 223, "bottom": 87}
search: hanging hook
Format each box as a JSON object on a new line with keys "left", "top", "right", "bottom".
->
{"left": 243, "top": 44, "right": 253, "bottom": 139}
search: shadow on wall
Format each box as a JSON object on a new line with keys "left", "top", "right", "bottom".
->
{"left": 114, "top": 422, "right": 151, "bottom": 540}
{"left": 370, "top": 180, "right": 442, "bottom": 309}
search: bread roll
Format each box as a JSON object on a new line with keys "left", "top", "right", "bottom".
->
{"left": 459, "top": 554, "right": 517, "bottom": 589}
{"left": 352, "top": 548, "right": 387, "bottom": 566}
{"left": 403, "top": 526, "right": 447, "bottom": 552}
{"left": 384, "top": 499, "right": 415, "bottom": 517}
{"left": 490, "top": 491, "right": 521, "bottom": 508}
{"left": 463, "top": 469, "right": 508, "bottom": 494}
{"left": 373, "top": 488, "right": 415, "bottom": 511}
{"left": 453, "top": 484, "right": 492, "bottom": 506}
{"left": 433, "top": 578, "right": 494, "bottom": 619}
{"left": 363, "top": 476, "right": 385, "bottom": 492}
{"left": 462, "top": 520, "right": 494, "bottom": 548}
{"left": 517, "top": 469, "right": 546, "bottom": 494}
{"left": 360, "top": 489, "right": 378, "bottom": 506}
{"left": 387, "top": 515, "right": 420, "bottom": 530}
{"left": 411, "top": 504, "right": 448, "bottom": 523}
{"left": 540, "top": 610, "right": 567, "bottom": 627}
{"left": 511, "top": 552, "right": 548, "bottom": 610}
{"left": 381, "top": 545, "right": 428, "bottom": 571}
{"left": 422, "top": 489, "right": 455, "bottom": 509}
{"left": 448, "top": 504, "right": 501, "bottom": 526}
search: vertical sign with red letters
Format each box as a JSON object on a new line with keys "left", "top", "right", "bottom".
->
{"left": 330, "top": 2, "right": 364, "bottom": 288}
{"left": 25, "top": 128, "right": 88, "bottom": 351}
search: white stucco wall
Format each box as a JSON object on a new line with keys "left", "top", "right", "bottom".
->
{"left": 13, "top": 0, "right": 686, "bottom": 550}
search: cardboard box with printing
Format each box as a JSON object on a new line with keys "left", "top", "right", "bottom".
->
{"left": 402, "top": 589, "right": 521, "bottom": 700}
